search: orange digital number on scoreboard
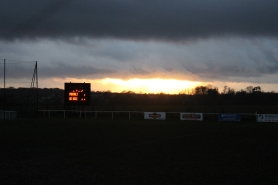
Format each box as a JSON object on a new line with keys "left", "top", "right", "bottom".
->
{"left": 68, "top": 89, "right": 87, "bottom": 101}
{"left": 69, "top": 92, "right": 78, "bottom": 96}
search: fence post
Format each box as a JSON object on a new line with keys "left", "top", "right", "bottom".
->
{"left": 129, "top": 112, "right": 130, "bottom": 120}
{"left": 95, "top": 111, "right": 97, "bottom": 119}
{"left": 64, "top": 110, "right": 65, "bottom": 119}
{"left": 112, "top": 112, "right": 113, "bottom": 119}
{"left": 48, "top": 110, "right": 50, "bottom": 118}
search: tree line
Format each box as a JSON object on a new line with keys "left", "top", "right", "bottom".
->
{"left": 0, "top": 85, "right": 277, "bottom": 108}
{"left": 179, "top": 85, "right": 267, "bottom": 95}
{"left": 1, "top": 86, "right": 278, "bottom": 118}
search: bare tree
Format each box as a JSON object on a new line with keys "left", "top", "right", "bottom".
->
{"left": 222, "top": 86, "right": 235, "bottom": 95}
{"left": 246, "top": 86, "right": 254, "bottom": 93}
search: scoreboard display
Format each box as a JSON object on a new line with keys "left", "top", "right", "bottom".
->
{"left": 64, "top": 83, "right": 91, "bottom": 106}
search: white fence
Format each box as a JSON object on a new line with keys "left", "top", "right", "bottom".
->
{"left": 38, "top": 110, "right": 260, "bottom": 121}
{"left": 0, "top": 111, "right": 17, "bottom": 120}
{"left": 39, "top": 110, "right": 139, "bottom": 119}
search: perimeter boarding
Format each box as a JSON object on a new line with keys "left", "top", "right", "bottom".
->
{"left": 144, "top": 112, "right": 278, "bottom": 122}
{"left": 33, "top": 110, "right": 278, "bottom": 123}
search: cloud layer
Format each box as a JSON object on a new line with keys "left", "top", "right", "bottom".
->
{"left": 1, "top": 38, "right": 278, "bottom": 83}
{"left": 1, "top": 0, "right": 278, "bottom": 41}
{"left": 1, "top": 0, "right": 278, "bottom": 92}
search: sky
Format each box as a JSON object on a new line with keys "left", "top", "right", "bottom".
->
{"left": 0, "top": 0, "right": 278, "bottom": 94}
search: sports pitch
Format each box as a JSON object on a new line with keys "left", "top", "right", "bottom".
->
{"left": 1, "top": 119, "right": 278, "bottom": 184}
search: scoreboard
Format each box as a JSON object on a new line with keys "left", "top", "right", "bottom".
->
{"left": 64, "top": 83, "right": 91, "bottom": 106}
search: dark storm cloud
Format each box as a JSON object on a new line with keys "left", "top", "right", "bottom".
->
{"left": 255, "top": 50, "right": 278, "bottom": 74}
{"left": 1, "top": 62, "right": 115, "bottom": 79}
{"left": 40, "top": 63, "right": 116, "bottom": 78}
{"left": 184, "top": 63, "right": 257, "bottom": 79}
{"left": 130, "top": 66, "right": 152, "bottom": 75}
{"left": 1, "top": 0, "right": 278, "bottom": 41}
{"left": 184, "top": 47, "right": 278, "bottom": 80}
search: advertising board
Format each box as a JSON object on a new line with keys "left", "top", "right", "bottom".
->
{"left": 218, "top": 113, "right": 241, "bottom": 122}
{"left": 144, "top": 112, "right": 166, "bottom": 120}
{"left": 258, "top": 114, "right": 278, "bottom": 122}
{"left": 180, "top": 113, "right": 203, "bottom": 121}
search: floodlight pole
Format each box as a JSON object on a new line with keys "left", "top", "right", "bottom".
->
{"left": 36, "top": 61, "right": 38, "bottom": 117}
{"left": 27, "top": 61, "right": 39, "bottom": 118}
{"left": 3, "top": 59, "right": 5, "bottom": 121}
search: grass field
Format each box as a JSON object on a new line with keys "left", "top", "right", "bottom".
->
{"left": 1, "top": 119, "right": 278, "bottom": 184}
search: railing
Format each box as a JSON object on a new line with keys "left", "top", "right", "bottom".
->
{"left": 39, "top": 110, "right": 142, "bottom": 119}
{"left": 0, "top": 111, "right": 17, "bottom": 119}
{"left": 38, "top": 110, "right": 257, "bottom": 121}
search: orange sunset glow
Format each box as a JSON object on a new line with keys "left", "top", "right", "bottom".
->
{"left": 56, "top": 78, "right": 202, "bottom": 94}
{"left": 34, "top": 77, "right": 278, "bottom": 95}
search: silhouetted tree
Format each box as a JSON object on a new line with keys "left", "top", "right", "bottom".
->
{"left": 207, "top": 88, "right": 219, "bottom": 96}
{"left": 194, "top": 86, "right": 208, "bottom": 95}
{"left": 252, "top": 86, "right": 261, "bottom": 93}
{"left": 179, "top": 88, "right": 194, "bottom": 95}
{"left": 246, "top": 86, "right": 254, "bottom": 93}
{"left": 236, "top": 89, "right": 247, "bottom": 95}
{"left": 193, "top": 85, "right": 219, "bottom": 95}
{"left": 222, "top": 86, "right": 235, "bottom": 95}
